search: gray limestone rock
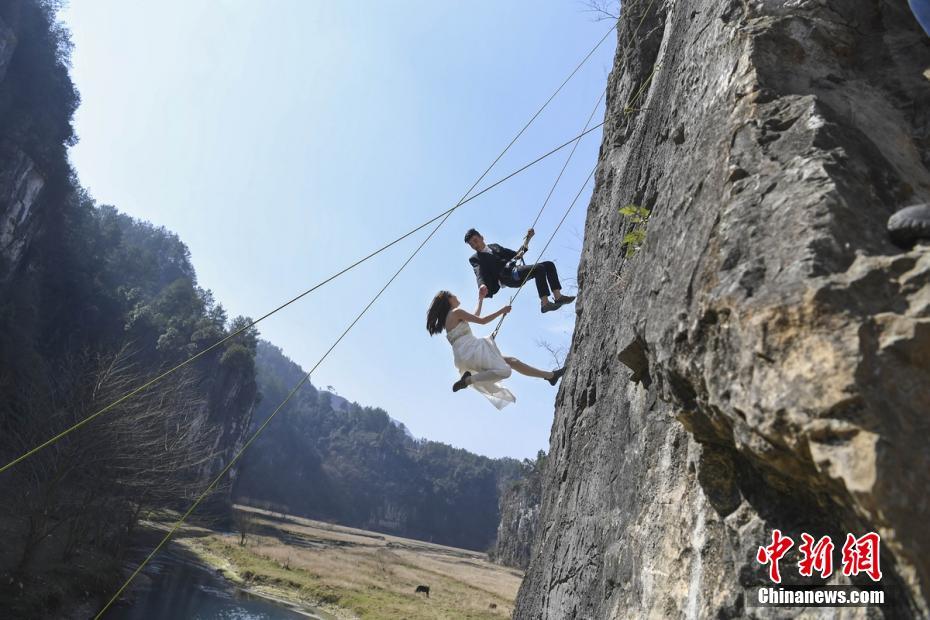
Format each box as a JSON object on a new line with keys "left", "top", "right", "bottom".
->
{"left": 888, "top": 204, "right": 930, "bottom": 247}
{"left": 493, "top": 466, "right": 544, "bottom": 570}
{"left": 516, "top": 0, "right": 930, "bottom": 617}
{"left": 0, "top": 141, "right": 44, "bottom": 279}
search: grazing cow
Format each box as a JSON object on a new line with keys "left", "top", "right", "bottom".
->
{"left": 489, "top": 602, "right": 498, "bottom": 609}
{"left": 415, "top": 584, "right": 430, "bottom": 598}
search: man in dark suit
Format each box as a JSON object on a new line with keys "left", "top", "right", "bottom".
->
{"left": 465, "top": 228, "right": 575, "bottom": 313}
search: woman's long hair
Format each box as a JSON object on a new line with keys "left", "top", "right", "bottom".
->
{"left": 426, "top": 291, "right": 453, "bottom": 335}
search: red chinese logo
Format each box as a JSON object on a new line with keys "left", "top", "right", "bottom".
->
{"left": 756, "top": 530, "right": 882, "bottom": 583}
{"left": 841, "top": 532, "right": 882, "bottom": 582}
{"left": 757, "top": 529, "right": 794, "bottom": 583}
{"left": 798, "top": 533, "right": 834, "bottom": 578}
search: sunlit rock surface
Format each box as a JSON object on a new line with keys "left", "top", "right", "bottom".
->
{"left": 516, "top": 1, "right": 930, "bottom": 617}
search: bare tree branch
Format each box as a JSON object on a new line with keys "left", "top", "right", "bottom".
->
{"left": 1, "top": 344, "right": 225, "bottom": 572}
{"left": 535, "top": 339, "right": 567, "bottom": 368}
{"left": 578, "top": 0, "right": 621, "bottom": 22}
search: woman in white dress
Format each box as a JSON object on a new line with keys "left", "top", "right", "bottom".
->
{"left": 426, "top": 289, "right": 566, "bottom": 409}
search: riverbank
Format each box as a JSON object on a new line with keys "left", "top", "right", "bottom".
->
{"left": 107, "top": 545, "right": 324, "bottom": 620}
{"left": 159, "top": 505, "right": 522, "bottom": 620}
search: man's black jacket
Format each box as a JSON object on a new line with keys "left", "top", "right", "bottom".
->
{"left": 468, "top": 243, "right": 517, "bottom": 298}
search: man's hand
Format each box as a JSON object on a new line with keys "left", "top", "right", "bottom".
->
{"left": 479, "top": 284, "right": 488, "bottom": 299}
{"left": 500, "top": 305, "right": 512, "bottom": 315}
{"left": 518, "top": 228, "right": 534, "bottom": 256}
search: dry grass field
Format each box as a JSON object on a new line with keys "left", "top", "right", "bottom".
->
{"left": 172, "top": 505, "right": 523, "bottom": 619}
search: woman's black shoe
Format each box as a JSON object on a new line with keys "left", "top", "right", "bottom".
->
{"left": 548, "top": 367, "right": 566, "bottom": 386}
{"left": 453, "top": 371, "right": 472, "bottom": 392}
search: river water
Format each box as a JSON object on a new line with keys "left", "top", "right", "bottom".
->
{"left": 107, "top": 548, "right": 332, "bottom": 620}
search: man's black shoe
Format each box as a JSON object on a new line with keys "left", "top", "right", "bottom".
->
{"left": 541, "top": 301, "right": 559, "bottom": 313}
{"left": 555, "top": 295, "right": 576, "bottom": 307}
{"left": 453, "top": 371, "right": 472, "bottom": 392}
{"left": 548, "top": 367, "right": 566, "bottom": 386}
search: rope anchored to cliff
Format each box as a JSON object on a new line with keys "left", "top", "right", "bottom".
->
{"left": 91, "top": 24, "right": 619, "bottom": 617}
{"left": 491, "top": 0, "right": 658, "bottom": 340}
{"left": 0, "top": 123, "right": 608, "bottom": 479}
{"left": 1, "top": 22, "right": 619, "bottom": 482}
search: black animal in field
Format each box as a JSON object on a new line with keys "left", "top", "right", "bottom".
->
{"left": 415, "top": 584, "right": 430, "bottom": 598}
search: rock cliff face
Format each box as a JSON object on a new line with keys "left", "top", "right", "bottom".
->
{"left": 199, "top": 348, "right": 258, "bottom": 518}
{"left": 0, "top": 6, "right": 45, "bottom": 283}
{"left": 492, "top": 453, "right": 545, "bottom": 570}
{"left": 0, "top": 140, "right": 45, "bottom": 278}
{"left": 516, "top": 1, "right": 930, "bottom": 618}
{"left": 492, "top": 477, "right": 541, "bottom": 570}
{"left": 0, "top": 1, "right": 80, "bottom": 286}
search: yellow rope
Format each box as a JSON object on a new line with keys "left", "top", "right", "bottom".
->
{"left": 99, "top": 3, "right": 686, "bottom": 614}
{"left": 1, "top": 21, "right": 617, "bottom": 479}
{"left": 90, "top": 25, "right": 619, "bottom": 616}
{"left": 0, "top": 121, "right": 607, "bottom": 478}
{"left": 491, "top": 0, "right": 659, "bottom": 339}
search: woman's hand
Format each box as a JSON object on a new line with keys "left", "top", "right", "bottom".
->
{"left": 474, "top": 289, "right": 486, "bottom": 315}
{"left": 464, "top": 304, "right": 511, "bottom": 325}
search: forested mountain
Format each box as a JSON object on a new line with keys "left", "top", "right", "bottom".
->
{"left": 0, "top": 2, "right": 257, "bottom": 615}
{"left": 235, "top": 340, "right": 524, "bottom": 551}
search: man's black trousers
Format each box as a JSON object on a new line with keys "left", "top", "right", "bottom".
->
{"left": 501, "top": 261, "right": 562, "bottom": 298}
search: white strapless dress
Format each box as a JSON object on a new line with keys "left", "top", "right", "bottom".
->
{"left": 446, "top": 321, "right": 516, "bottom": 410}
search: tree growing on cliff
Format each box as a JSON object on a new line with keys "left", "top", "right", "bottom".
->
{"left": 619, "top": 204, "right": 650, "bottom": 257}
{"left": 581, "top": 0, "right": 620, "bottom": 22}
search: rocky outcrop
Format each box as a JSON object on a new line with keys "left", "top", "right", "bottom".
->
{"left": 0, "top": 141, "right": 44, "bottom": 277}
{"left": 492, "top": 455, "right": 545, "bottom": 570}
{"left": 0, "top": 9, "right": 41, "bottom": 283}
{"left": 516, "top": 1, "right": 930, "bottom": 618}
{"left": 492, "top": 483, "right": 540, "bottom": 570}
{"left": 0, "top": 1, "right": 75, "bottom": 284}
{"left": 198, "top": 345, "right": 259, "bottom": 519}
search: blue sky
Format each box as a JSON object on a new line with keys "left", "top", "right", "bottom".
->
{"left": 60, "top": 1, "right": 616, "bottom": 460}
